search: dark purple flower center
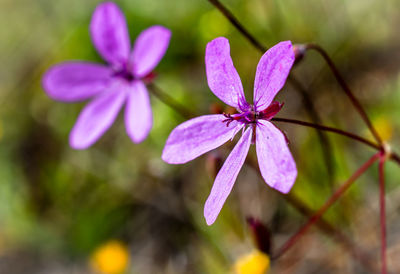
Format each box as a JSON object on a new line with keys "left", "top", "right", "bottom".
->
{"left": 113, "top": 67, "right": 136, "bottom": 82}
{"left": 222, "top": 101, "right": 283, "bottom": 127}
{"left": 112, "top": 66, "right": 156, "bottom": 84}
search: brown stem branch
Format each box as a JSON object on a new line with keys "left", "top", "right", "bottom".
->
{"left": 305, "top": 43, "right": 383, "bottom": 146}
{"left": 207, "top": 0, "right": 267, "bottom": 52}
{"left": 271, "top": 117, "right": 400, "bottom": 166}
{"left": 272, "top": 117, "right": 380, "bottom": 150}
{"left": 288, "top": 75, "right": 336, "bottom": 185}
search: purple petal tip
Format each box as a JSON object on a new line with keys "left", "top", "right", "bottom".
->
{"left": 205, "top": 215, "right": 216, "bottom": 226}
{"left": 271, "top": 176, "right": 297, "bottom": 194}
{"left": 69, "top": 126, "right": 97, "bottom": 150}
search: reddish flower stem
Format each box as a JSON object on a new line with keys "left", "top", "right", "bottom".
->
{"left": 304, "top": 43, "right": 383, "bottom": 146}
{"left": 284, "top": 194, "right": 377, "bottom": 272}
{"left": 272, "top": 152, "right": 381, "bottom": 260}
{"left": 378, "top": 155, "right": 387, "bottom": 274}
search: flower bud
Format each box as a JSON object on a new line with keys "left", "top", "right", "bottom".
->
{"left": 247, "top": 217, "right": 272, "bottom": 255}
{"left": 293, "top": 44, "right": 307, "bottom": 66}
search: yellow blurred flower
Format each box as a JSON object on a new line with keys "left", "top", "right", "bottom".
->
{"left": 90, "top": 240, "right": 130, "bottom": 274}
{"left": 234, "top": 250, "right": 270, "bottom": 274}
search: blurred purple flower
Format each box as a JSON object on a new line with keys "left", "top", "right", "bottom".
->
{"left": 42, "top": 2, "right": 171, "bottom": 149}
{"left": 162, "top": 37, "right": 297, "bottom": 225}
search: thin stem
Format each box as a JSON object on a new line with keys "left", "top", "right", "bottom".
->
{"left": 379, "top": 155, "right": 387, "bottom": 274}
{"left": 288, "top": 75, "right": 335, "bottom": 185}
{"left": 272, "top": 117, "right": 380, "bottom": 150}
{"left": 272, "top": 152, "right": 381, "bottom": 260}
{"left": 147, "top": 83, "right": 195, "bottom": 119}
{"left": 305, "top": 43, "right": 383, "bottom": 146}
{"left": 390, "top": 151, "right": 400, "bottom": 165}
{"left": 207, "top": 0, "right": 267, "bottom": 52}
{"left": 272, "top": 117, "right": 400, "bottom": 165}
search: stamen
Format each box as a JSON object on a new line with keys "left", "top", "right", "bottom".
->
{"left": 222, "top": 110, "right": 260, "bottom": 126}
{"left": 222, "top": 112, "right": 235, "bottom": 127}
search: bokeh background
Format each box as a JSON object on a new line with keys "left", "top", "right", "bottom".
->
{"left": 1, "top": 0, "right": 400, "bottom": 273}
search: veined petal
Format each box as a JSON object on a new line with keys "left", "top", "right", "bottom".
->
{"left": 69, "top": 83, "right": 127, "bottom": 149}
{"left": 204, "top": 127, "right": 252, "bottom": 225}
{"left": 42, "top": 62, "right": 112, "bottom": 102}
{"left": 205, "top": 37, "right": 250, "bottom": 111}
{"left": 253, "top": 41, "right": 294, "bottom": 111}
{"left": 162, "top": 115, "right": 242, "bottom": 164}
{"left": 90, "top": 2, "right": 130, "bottom": 67}
{"left": 125, "top": 81, "right": 152, "bottom": 143}
{"left": 131, "top": 26, "right": 171, "bottom": 78}
{"left": 256, "top": 120, "right": 297, "bottom": 193}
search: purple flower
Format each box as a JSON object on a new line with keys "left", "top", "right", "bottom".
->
{"left": 42, "top": 2, "right": 171, "bottom": 149}
{"left": 162, "top": 37, "right": 297, "bottom": 225}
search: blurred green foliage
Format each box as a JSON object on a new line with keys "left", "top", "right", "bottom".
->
{"left": 0, "top": 0, "right": 399, "bottom": 273}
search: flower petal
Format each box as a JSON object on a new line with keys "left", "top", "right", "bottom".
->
{"left": 42, "top": 62, "right": 112, "bottom": 102}
{"left": 125, "top": 81, "right": 152, "bottom": 143}
{"left": 205, "top": 37, "right": 250, "bottom": 111}
{"left": 204, "top": 127, "right": 252, "bottom": 225}
{"left": 69, "top": 83, "right": 127, "bottom": 149}
{"left": 253, "top": 41, "right": 294, "bottom": 111}
{"left": 162, "top": 115, "right": 242, "bottom": 164}
{"left": 90, "top": 2, "right": 130, "bottom": 67}
{"left": 131, "top": 26, "right": 171, "bottom": 78}
{"left": 256, "top": 120, "right": 297, "bottom": 193}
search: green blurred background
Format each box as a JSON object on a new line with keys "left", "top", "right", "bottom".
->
{"left": 0, "top": 0, "right": 400, "bottom": 273}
